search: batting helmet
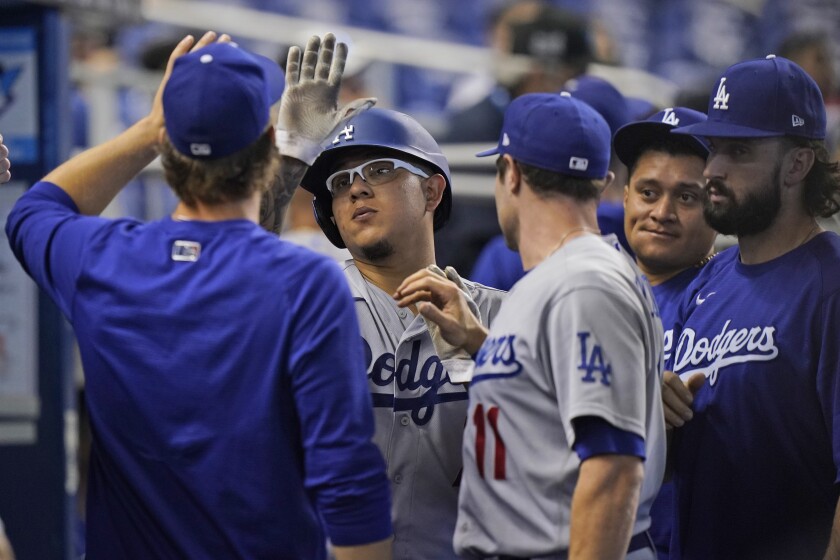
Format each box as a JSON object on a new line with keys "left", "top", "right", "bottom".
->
{"left": 300, "top": 108, "right": 452, "bottom": 248}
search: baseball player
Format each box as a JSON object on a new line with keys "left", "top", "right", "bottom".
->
{"left": 297, "top": 108, "right": 506, "bottom": 559}
{"left": 5, "top": 33, "right": 394, "bottom": 559}
{"left": 396, "top": 92, "right": 665, "bottom": 559}
{"left": 614, "top": 107, "right": 716, "bottom": 560}
{"left": 663, "top": 55, "right": 840, "bottom": 559}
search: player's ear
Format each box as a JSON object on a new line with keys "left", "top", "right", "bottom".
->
{"left": 623, "top": 183, "right": 629, "bottom": 209}
{"left": 504, "top": 154, "right": 521, "bottom": 196}
{"left": 423, "top": 173, "right": 446, "bottom": 213}
{"left": 783, "top": 145, "right": 815, "bottom": 187}
{"left": 598, "top": 170, "right": 616, "bottom": 195}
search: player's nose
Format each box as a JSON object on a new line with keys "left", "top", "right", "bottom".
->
{"left": 348, "top": 173, "right": 372, "bottom": 199}
{"left": 650, "top": 196, "right": 677, "bottom": 222}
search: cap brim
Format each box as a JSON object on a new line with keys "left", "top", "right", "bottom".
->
{"left": 614, "top": 122, "right": 709, "bottom": 167}
{"left": 673, "top": 120, "right": 781, "bottom": 139}
{"left": 476, "top": 146, "right": 501, "bottom": 158}
{"left": 253, "top": 54, "right": 285, "bottom": 104}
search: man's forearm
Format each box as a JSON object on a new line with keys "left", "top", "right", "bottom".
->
{"left": 569, "top": 455, "right": 643, "bottom": 559}
{"left": 333, "top": 537, "right": 393, "bottom": 560}
{"left": 823, "top": 497, "right": 840, "bottom": 560}
{"left": 42, "top": 116, "right": 160, "bottom": 216}
{"left": 259, "top": 156, "right": 310, "bottom": 234}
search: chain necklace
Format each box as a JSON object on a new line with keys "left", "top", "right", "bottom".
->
{"left": 548, "top": 226, "right": 601, "bottom": 257}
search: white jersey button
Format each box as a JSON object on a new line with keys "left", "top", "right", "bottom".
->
{"left": 400, "top": 415, "right": 410, "bottom": 426}
{"left": 394, "top": 473, "right": 403, "bottom": 484}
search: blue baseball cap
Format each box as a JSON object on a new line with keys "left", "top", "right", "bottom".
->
{"left": 163, "top": 42, "right": 285, "bottom": 160}
{"left": 614, "top": 107, "right": 709, "bottom": 167}
{"left": 564, "top": 75, "right": 630, "bottom": 136}
{"left": 477, "top": 92, "right": 611, "bottom": 179}
{"left": 673, "top": 55, "right": 825, "bottom": 140}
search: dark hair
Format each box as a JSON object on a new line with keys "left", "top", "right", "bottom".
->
{"left": 777, "top": 31, "right": 829, "bottom": 60}
{"left": 160, "top": 129, "right": 280, "bottom": 207}
{"left": 627, "top": 137, "right": 708, "bottom": 178}
{"left": 782, "top": 137, "right": 840, "bottom": 218}
{"left": 497, "top": 156, "right": 599, "bottom": 201}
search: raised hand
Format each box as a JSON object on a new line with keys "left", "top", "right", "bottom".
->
{"left": 275, "top": 33, "right": 376, "bottom": 165}
{"left": 0, "top": 134, "right": 10, "bottom": 183}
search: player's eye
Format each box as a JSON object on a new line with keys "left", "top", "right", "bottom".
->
{"left": 330, "top": 173, "right": 352, "bottom": 193}
{"left": 363, "top": 161, "right": 397, "bottom": 184}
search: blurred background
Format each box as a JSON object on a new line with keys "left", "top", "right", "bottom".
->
{"left": 0, "top": 0, "right": 839, "bottom": 558}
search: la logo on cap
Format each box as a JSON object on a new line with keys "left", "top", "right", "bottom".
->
{"left": 713, "top": 77, "right": 730, "bottom": 110}
{"left": 661, "top": 108, "right": 679, "bottom": 125}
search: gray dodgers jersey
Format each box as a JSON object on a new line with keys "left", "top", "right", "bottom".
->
{"left": 342, "top": 261, "right": 506, "bottom": 560}
{"left": 454, "top": 235, "right": 666, "bottom": 558}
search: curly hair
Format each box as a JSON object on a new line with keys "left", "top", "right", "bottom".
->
{"left": 160, "top": 129, "right": 280, "bottom": 207}
{"left": 784, "top": 137, "right": 840, "bottom": 218}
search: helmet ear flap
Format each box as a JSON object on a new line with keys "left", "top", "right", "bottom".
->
{"left": 312, "top": 196, "right": 346, "bottom": 248}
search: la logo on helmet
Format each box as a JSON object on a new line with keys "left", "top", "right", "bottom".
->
{"left": 713, "top": 77, "right": 730, "bottom": 110}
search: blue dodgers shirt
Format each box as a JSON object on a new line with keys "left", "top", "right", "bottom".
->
{"left": 666, "top": 235, "right": 840, "bottom": 560}
{"left": 649, "top": 265, "right": 703, "bottom": 560}
{"left": 6, "top": 182, "right": 392, "bottom": 559}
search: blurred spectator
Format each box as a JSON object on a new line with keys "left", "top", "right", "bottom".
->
{"left": 777, "top": 30, "right": 840, "bottom": 158}
{"left": 443, "top": 1, "right": 593, "bottom": 142}
{"left": 777, "top": 30, "right": 835, "bottom": 99}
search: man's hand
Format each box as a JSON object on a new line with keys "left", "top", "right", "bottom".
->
{"left": 0, "top": 134, "right": 10, "bottom": 183}
{"left": 394, "top": 266, "right": 488, "bottom": 356}
{"left": 662, "top": 371, "right": 706, "bottom": 428}
{"left": 275, "top": 33, "right": 376, "bottom": 165}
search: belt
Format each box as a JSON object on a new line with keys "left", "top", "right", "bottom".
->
{"left": 494, "top": 530, "right": 654, "bottom": 560}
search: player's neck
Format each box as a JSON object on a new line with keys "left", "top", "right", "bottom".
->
{"left": 171, "top": 194, "right": 260, "bottom": 223}
{"left": 354, "top": 247, "right": 437, "bottom": 301}
{"left": 737, "top": 213, "right": 821, "bottom": 265}
{"left": 517, "top": 197, "right": 599, "bottom": 270}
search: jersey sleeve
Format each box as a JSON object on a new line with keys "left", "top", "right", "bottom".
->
{"left": 5, "top": 181, "right": 109, "bottom": 319}
{"left": 286, "top": 258, "right": 392, "bottom": 546}
{"left": 817, "top": 285, "right": 840, "bottom": 482}
{"left": 550, "top": 285, "right": 649, "bottom": 446}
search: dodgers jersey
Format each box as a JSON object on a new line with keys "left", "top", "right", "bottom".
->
{"left": 341, "top": 261, "right": 505, "bottom": 560}
{"left": 455, "top": 234, "right": 666, "bottom": 558}
{"left": 6, "top": 183, "right": 392, "bottom": 559}
{"left": 667, "top": 233, "right": 840, "bottom": 560}
{"left": 648, "top": 265, "right": 705, "bottom": 560}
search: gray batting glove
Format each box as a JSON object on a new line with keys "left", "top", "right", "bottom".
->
{"left": 0, "top": 134, "right": 10, "bottom": 184}
{"left": 275, "top": 33, "right": 376, "bottom": 165}
{"left": 426, "top": 265, "right": 479, "bottom": 383}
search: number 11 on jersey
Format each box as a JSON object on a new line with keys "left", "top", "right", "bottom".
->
{"left": 474, "top": 404, "right": 506, "bottom": 480}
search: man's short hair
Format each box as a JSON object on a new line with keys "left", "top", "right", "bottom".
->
{"left": 160, "top": 129, "right": 280, "bottom": 207}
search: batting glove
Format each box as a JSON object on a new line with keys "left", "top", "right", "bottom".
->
{"left": 275, "top": 33, "right": 376, "bottom": 165}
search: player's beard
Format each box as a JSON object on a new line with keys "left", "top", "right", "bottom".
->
{"left": 703, "top": 162, "right": 782, "bottom": 237}
{"left": 359, "top": 239, "right": 395, "bottom": 262}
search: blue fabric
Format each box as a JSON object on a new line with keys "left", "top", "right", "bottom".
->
{"left": 648, "top": 266, "right": 702, "bottom": 560}
{"left": 572, "top": 416, "right": 646, "bottom": 461}
{"left": 666, "top": 237, "right": 840, "bottom": 559}
{"left": 6, "top": 182, "right": 392, "bottom": 559}
{"left": 470, "top": 234, "right": 525, "bottom": 291}
{"left": 597, "top": 200, "right": 633, "bottom": 256}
